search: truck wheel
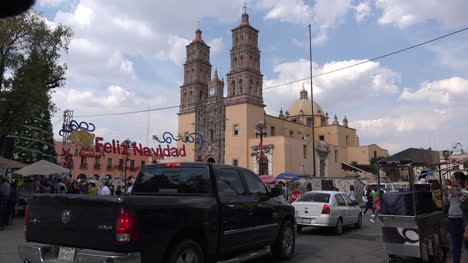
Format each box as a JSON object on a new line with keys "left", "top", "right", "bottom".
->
{"left": 297, "top": 225, "right": 303, "bottom": 233}
{"left": 167, "top": 239, "right": 204, "bottom": 263}
{"left": 272, "top": 220, "right": 295, "bottom": 260}
{"left": 334, "top": 218, "right": 343, "bottom": 235}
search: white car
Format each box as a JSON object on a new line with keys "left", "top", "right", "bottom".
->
{"left": 292, "top": 191, "right": 362, "bottom": 235}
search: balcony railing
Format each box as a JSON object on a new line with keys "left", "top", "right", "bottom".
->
{"left": 80, "top": 163, "right": 88, "bottom": 169}
{"left": 93, "top": 164, "right": 101, "bottom": 170}
{"left": 106, "top": 165, "right": 113, "bottom": 171}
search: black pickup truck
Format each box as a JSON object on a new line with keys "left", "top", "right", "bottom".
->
{"left": 19, "top": 162, "right": 296, "bottom": 263}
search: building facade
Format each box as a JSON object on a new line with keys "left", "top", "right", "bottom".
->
{"left": 177, "top": 11, "right": 389, "bottom": 177}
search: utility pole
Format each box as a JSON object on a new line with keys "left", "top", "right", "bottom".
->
{"left": 308, "top": 25, "right": 316, "bottom": 177}
{"left": 62, "top": 110, "right": 73, "bottom": 144}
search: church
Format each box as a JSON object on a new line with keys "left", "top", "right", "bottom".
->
{"left": 177, "top": 11, "right": 388, "bottom": 177}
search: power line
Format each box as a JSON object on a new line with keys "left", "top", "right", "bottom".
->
{"left": 75, "top": 26, "right": 468, "bottom": 118}
{"left": 264, "top": 26, "right": 468, "bottom": 90}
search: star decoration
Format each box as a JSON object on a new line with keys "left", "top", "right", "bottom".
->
{"left": 152, "top": 135, "right": 158, "bottom": 141}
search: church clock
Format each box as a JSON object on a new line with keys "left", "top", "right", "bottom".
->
{"left": 209, "top": 87, "right": 215, "bottom": 96}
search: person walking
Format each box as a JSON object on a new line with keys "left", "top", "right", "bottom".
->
{"left": 7, "top": 181, "right": 18, "bottom": 225}
{"left": 370, "top": 190, "right": 382, "bottom": 223}
{"left": 445, "top": 172, "right": 466, "bottom": 263}
{"left": 348, "top": 185, "right": 357, "bottom": 204}
{"left": 363, "top": 189, "right": 375, "bottom": 215}
{"left": 115, "top": 185, "right": 122, "bottom": 195}
{"left": 87, "top": 183, "right": 98, "bottom": 195}
{"left": 0, "top": 177, "right": 11, "bottom": 230}
{"left": 100, "top": 182, "right": 111, "bottom": 195}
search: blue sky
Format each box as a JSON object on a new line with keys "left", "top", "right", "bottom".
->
{"left": 36, "top": 0, "right": 468, "bottom": 154}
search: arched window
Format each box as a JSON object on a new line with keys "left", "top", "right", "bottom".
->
{"left": 210, "top": 129, "right": 214, "bottom": 140}
{"left": 239, "top": 79, "right": 243, "bottom": 94}
{"left": 231, "top": 80, "right": 236, "bottom": 96}
{"left": 249, "top": 79, "right": 253, "bottom": 94}
{"left": 189, "top": 90, "right": 192, "bottom": 104}
{"left": 183, "top": 92, "right": 187, "bottom": 104}
{"left": 256, "top": 81, "right": 260, "bottom": 96}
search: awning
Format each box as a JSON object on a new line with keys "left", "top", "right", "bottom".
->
{"left": 341, "top": 162, "right": 377, "bottom": 175}
{"left": 14, "top": 160, "right": 70, "bottom": 177}
{"left": 378, "top": 148, "right": 439, "bottom": 166}
{"left": 0, "top": 157, "right": 27, "bottom": 169}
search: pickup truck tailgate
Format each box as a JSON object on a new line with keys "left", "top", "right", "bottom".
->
{"left": 26, "top": 194, "right": 125, "bottom": 251}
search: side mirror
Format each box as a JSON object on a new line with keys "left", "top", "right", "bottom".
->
{"left": 269, "top": 187, "right": 282, "bottom": 198}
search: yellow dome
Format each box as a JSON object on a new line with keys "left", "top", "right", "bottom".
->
{"left": 288, "top": 99, "right": 324, "bottom": 116}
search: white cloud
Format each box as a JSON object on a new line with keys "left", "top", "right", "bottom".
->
{"left": 257, "top": 0, "right": 353, "bottom": 44}
{"left": 398, "top": 77, "right": 468, "bottom": 105}
{"left": 353, "top": 0, "right": 371, "bottom": 22}
{"left": 52, "top": 86, "right": 177, "bottom": 143}
{"left": 291, "top": 38, "right": 305, "bottom": 48}
{"left": 36, "top": 0, "right": 66, "bottom": 7}
{"left": 208, "top": 38, "right": 224, "bottom": 54}
{"left": 350, "top": 76, "right": 468, "bottom": 153}
{"left": 263, "top": 58, "right": 400, "bottom": 114}
{"left": 375, "top": 0, "right": 468, "bottom": 28}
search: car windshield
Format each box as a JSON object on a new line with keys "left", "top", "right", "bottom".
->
{"left": 133, "top": 166, "right": 210, "bottom": 195}
{"left": 297, "top": 193, "right": 330, "bottom": 203}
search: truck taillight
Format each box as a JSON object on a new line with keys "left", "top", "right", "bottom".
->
{"left": 321, "top": 204, "right": 331, "bottom": 214}
{"left": 115, "top": 209, "right": 137, "bottom": 243}
{"left": 24, "top": 205, "right": 30, "bottom": 232}
{"left": 164, "top": 163, "right": 182, "bottom": 168}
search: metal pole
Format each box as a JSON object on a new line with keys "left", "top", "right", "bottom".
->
{"left": 308, "top": 24, "right": 316, "bottom": 177}
{"left": 408, "top": 163, "right": 417, "bottom": 216}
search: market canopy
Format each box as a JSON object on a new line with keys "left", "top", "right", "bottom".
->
{"left": 0, "top": 157, "right": 27, "bottom": 169}
{"left": 378, "top": 148, "right": 440, "bottom": 166}
{"left": 14, "top": 160, "right": 70, "bottom": 177}
{"left": 275, "top": 173, "right": 300, "bottom": 180}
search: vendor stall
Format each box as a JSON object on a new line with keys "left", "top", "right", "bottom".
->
{"left": 377, "top": 149, "right": 447, "bottom": 262}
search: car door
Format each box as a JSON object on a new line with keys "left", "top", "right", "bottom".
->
{"left": 334, "top": 194, "right": 348, "bottom": 224}
{"left": 239, "top": 169, "right": 279, "bottom": 246}
{"left": 214, "top": 166, "right": 255, "bottom": 255}
{"left": 341, "top": 193, "right": 359, "bottom": 224}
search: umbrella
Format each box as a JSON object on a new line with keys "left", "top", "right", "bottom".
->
{"left": 259, "top": 175, "right": 276, "bottom": 184}
{"left": 14, "top": 160, "right": 70, "bottom": 177}
{"left": 275, "top": 173, "right": 300, "bottom": 180}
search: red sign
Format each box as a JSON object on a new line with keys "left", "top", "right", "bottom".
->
{"left": 94, "top": 137, "right": 186, "bottom": 158}
{"left": 291, "top": 190, "right": 302, "bottom": 202}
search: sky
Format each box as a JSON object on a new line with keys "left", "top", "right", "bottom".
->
{"left": 35, "top": 0, "right": 468, "bottom": 154}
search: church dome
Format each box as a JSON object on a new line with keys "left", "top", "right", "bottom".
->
{"left": 287, "top": 88, "right": 324, "bottom": 116}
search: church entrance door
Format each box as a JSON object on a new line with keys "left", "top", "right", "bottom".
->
{"left": 207, "top": 157, "right": 216, "bottom": 163}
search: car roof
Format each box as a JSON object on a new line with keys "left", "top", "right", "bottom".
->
{"left": 302, "top": 190, "right": 342, "bottom": 195}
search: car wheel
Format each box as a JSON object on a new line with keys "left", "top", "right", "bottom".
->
{"left": 272, "top": 220, "right": 295, "bottom": 260}
{"left": 297, "top": 225, "right": 303, "bottom": 233}
{"left": 334, "top": 218, "right": 343, "bottom": 235}
{"left": 167, "top": 239, "right": 204, "bottom": 263}
{"left": 354, "top": 213, "right": 362, "bottom": 229}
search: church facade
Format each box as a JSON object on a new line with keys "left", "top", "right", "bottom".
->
{"left": 177, "top": 12, "right": 388, "bottom": 177}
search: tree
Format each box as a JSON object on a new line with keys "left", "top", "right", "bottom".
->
{"left": 14, "top": 110, "right": 57, "bottom": 164}
{"left": 0, "top": 11, "right": 72, "bottom": 156}
{"left": 4, "top": 50, "right": 56, "bottom": 164}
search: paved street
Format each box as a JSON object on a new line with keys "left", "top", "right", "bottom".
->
{"left": 2, "top": 213, "right": 467, "bottom": 263}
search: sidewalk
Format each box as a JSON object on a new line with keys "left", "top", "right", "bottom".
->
{"left": 0, "top": 217, "right": 23, "bottom": 263}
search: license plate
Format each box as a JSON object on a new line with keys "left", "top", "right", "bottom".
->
{"left": 301, "top": 218, "right": 311, "bottom": 224}
{"left": 58, "top": 247, "right": 76, "bottom": 262}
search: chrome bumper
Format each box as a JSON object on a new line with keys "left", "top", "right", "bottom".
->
{"left": 18, "top": 242, "right": 141, "bottom": 263}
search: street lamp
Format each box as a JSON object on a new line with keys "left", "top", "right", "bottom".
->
{"left": 255, "top": 121, "right": 268, "bottom": 175}
{"left": 124, "top": 154, "right": 130, "bottom": 193}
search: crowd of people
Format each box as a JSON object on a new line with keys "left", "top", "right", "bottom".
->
{"left": 0, "top": 175, "right": 137, "bottom": 231}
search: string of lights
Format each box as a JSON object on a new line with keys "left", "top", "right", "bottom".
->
{"left": 75, "top": 26, "right": 468, "bottom": 118}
